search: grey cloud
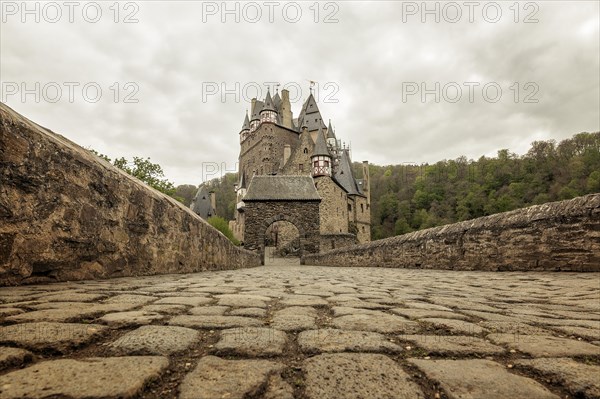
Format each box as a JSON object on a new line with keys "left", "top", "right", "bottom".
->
{"left": 1, "top": 1, "right": 598, "bottom": 185}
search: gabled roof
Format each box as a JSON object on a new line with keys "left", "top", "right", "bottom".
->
{"left": 312, "top": 126, "right": 330, "bottom": 157}
{"left": 241, "top": 112, "right": 250, "bottom": 131}
{"left": 244, "top": 176, "right": 321, "bottom": 201}
{"left": 333, "top": 149, "right": 363, "bottom": 196}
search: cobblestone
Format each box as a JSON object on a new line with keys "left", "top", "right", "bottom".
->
{"left": 409, "top": 358, "right": 559, "bottom": 399}
{"left": 0, "top": 264, "right": 598, "bottom": 398}
{"left": 0, "top": 356, "right": 168, "bottom": 398}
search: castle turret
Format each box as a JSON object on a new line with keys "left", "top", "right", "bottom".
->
{"left": 250, "top": 98, "right": 262, "bottom": 131}
{"left": 240, "top": 111, "right": 250, "bottom": 142}
{"left": 311, "top": 127, "right": 332, "bottom": 177}
{"left": 260, "top": 90, "right": 277, "bottom": 123}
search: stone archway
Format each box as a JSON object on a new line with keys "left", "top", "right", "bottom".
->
{"left": 243, "top": 201, "right": 320, "bottom": 264}
{"left": 240, "top": 175, "right": 321, "bottom": 264}
{"left": 264, "top": 219, "right": 301, "bottom": 265}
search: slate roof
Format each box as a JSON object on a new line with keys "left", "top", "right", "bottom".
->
{"left": 273, "top": 92, "right": 282, "bottom": 112}
{"left": 327, "top": 120, "right": 336, "bottom": 139}
{"left": 251, "top": 100, "right": 264, "bottom": 121}
{"left": 190, "top": 185, "right": 216, "bottom": 219}
{"left": 241, "top": 112, "right": 250, "bottom": 131}
{"left": 244, "top": 176, "right": 321, "bottom": 201}
{"left": 262, "top": 91, "right": 275, "bottom": 112}
{"left": 333, "top": 149, "right": 364, "bottom": 196}
{"left": 312, "top": 127, "right": 331, "bottom": 157}
{"left": 297, "top": 94, "right": 327, "bottom": 132}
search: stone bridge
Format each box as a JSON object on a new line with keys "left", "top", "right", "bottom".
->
{"left": 0, "top": 103, "right": 599, "bottom": 398}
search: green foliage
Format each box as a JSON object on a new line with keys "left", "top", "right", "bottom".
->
{"left": 169, "top": 131, "right": 600, "bottom": 242}
{"left": 88, "top": 150, "right": 179, "bottom": 200}
{"left": 207, "top": 216, "right": 239, "bottom": 245}
{"left": 175, "top": 184, "right": 199, "bottom": 206}
{"left": 353, "top": 131, "right": 600, "bottom": 239}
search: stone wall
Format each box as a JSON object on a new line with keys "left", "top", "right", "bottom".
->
{"left": 315, "top": 176, "right": 348, "bottom": 234}
{"left": 0, "top": 103, "right": 260, "bottom": 286}
{"left": 243, "top": 200, "right": 321, "bottom": 259}
{"left": 320, "top": 233, "right": 357, "bottom": 252}
{"left": 304, "top": 194, "right": 600, "bottom": 272}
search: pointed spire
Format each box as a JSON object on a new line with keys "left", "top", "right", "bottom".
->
{"left": 262, "top": 90, "right": 275, "bottom": 112}
{"left": 312, "top": 126, "right": 330, "bottom": 157}
{"left": 327, "top": 119, "right": 336, "bottom": 139}
{"left": 241, "top": 111, "right": 250, "bottom": 132}
{"left": 251, "top": 100, "right": 263, "bottom": 121}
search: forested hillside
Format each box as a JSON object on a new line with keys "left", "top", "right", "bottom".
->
{"left": 193, "top": 132, "right": 599, "bottom": 240}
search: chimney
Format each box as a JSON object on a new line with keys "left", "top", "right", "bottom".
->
{"left": 283, "top": 144, "right": 291, "bottom": 166}
{"left": 251, "top": 98, "right": 257, "bottom": 116}
{"left": 281, "top": 89, "right": 293, "bottom": 129}
{"left": 209, "top": 191, "right": 217, "bottom": 216}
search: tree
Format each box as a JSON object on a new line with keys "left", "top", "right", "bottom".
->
{"left": 88, "top": 150, "right": 180, "bottom": 201}
{"left": 175, "top": 184, "right": 199, "bottom": 206}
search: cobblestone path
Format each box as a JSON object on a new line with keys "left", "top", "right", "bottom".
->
{"left": 0, "top": 262, "right": 599, "bottom": 398}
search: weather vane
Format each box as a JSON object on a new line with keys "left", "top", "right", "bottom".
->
{"left": 307, "top": 80, "right": 316, "bottom": 94}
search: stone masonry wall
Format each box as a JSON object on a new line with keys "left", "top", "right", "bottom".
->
{"left": 243, "top": 200, "right": 321, "bottom": 256}
{"left": 304, "top": 194, "right": 600, "bottom": 272}
{"left": 0, "top": 103, "right": 260, "bottom": 286}
{"left": 315, "top": 176, "right": 348, "bottom": 234}
{"left": 320, "top": 233, "right": 357, "bottom": 252}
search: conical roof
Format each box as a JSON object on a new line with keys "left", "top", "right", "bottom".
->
{"left": 241, "top": 112, "right": 250, "bottom": 131}
{"left": 262, "top": 90, "right": 275, "bottom": 112}
{"left": 251, "top": 100, "right": 263, "bottom": 121}
{"left": 312, "top": 127, "right": 330, "bottom": 157}
{"left": 273, "top": 91, "right": 282, "bottom": 112}
{"left": 327, "top": 120, "right": 336, "bottom": 139}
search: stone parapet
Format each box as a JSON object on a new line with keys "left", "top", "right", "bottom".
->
{"left": 303, "top": 194, "right": 600, "bottom": 272}
{"left": 0, "top": 103, "right": 260, "bottom": 285}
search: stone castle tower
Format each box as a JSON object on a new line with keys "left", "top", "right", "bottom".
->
{"left": 229, "top": 88, "right": 371, "bottom": 254}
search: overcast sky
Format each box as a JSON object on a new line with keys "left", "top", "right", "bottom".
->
{"left": 2, "top": 1, "right": 598, "bottom": 185}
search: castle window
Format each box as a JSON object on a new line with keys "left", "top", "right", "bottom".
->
{"left": 348, "top": 204, "right": 352, "bottom": 211}
{"left": 361, "top": 204, "right": 364, "bottom": 213}
{"left": 362, "top": 226, "right": 365, "bottom": 232}
{"left": 299, "top": 164, "right": 304, "bottom": 171}
{"left": 303, "top": 148, "right": 308, "bottom": 154}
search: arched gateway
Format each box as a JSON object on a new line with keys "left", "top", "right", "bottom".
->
{"left": 242, "top": 176, "right": 321, "bottom": 264}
